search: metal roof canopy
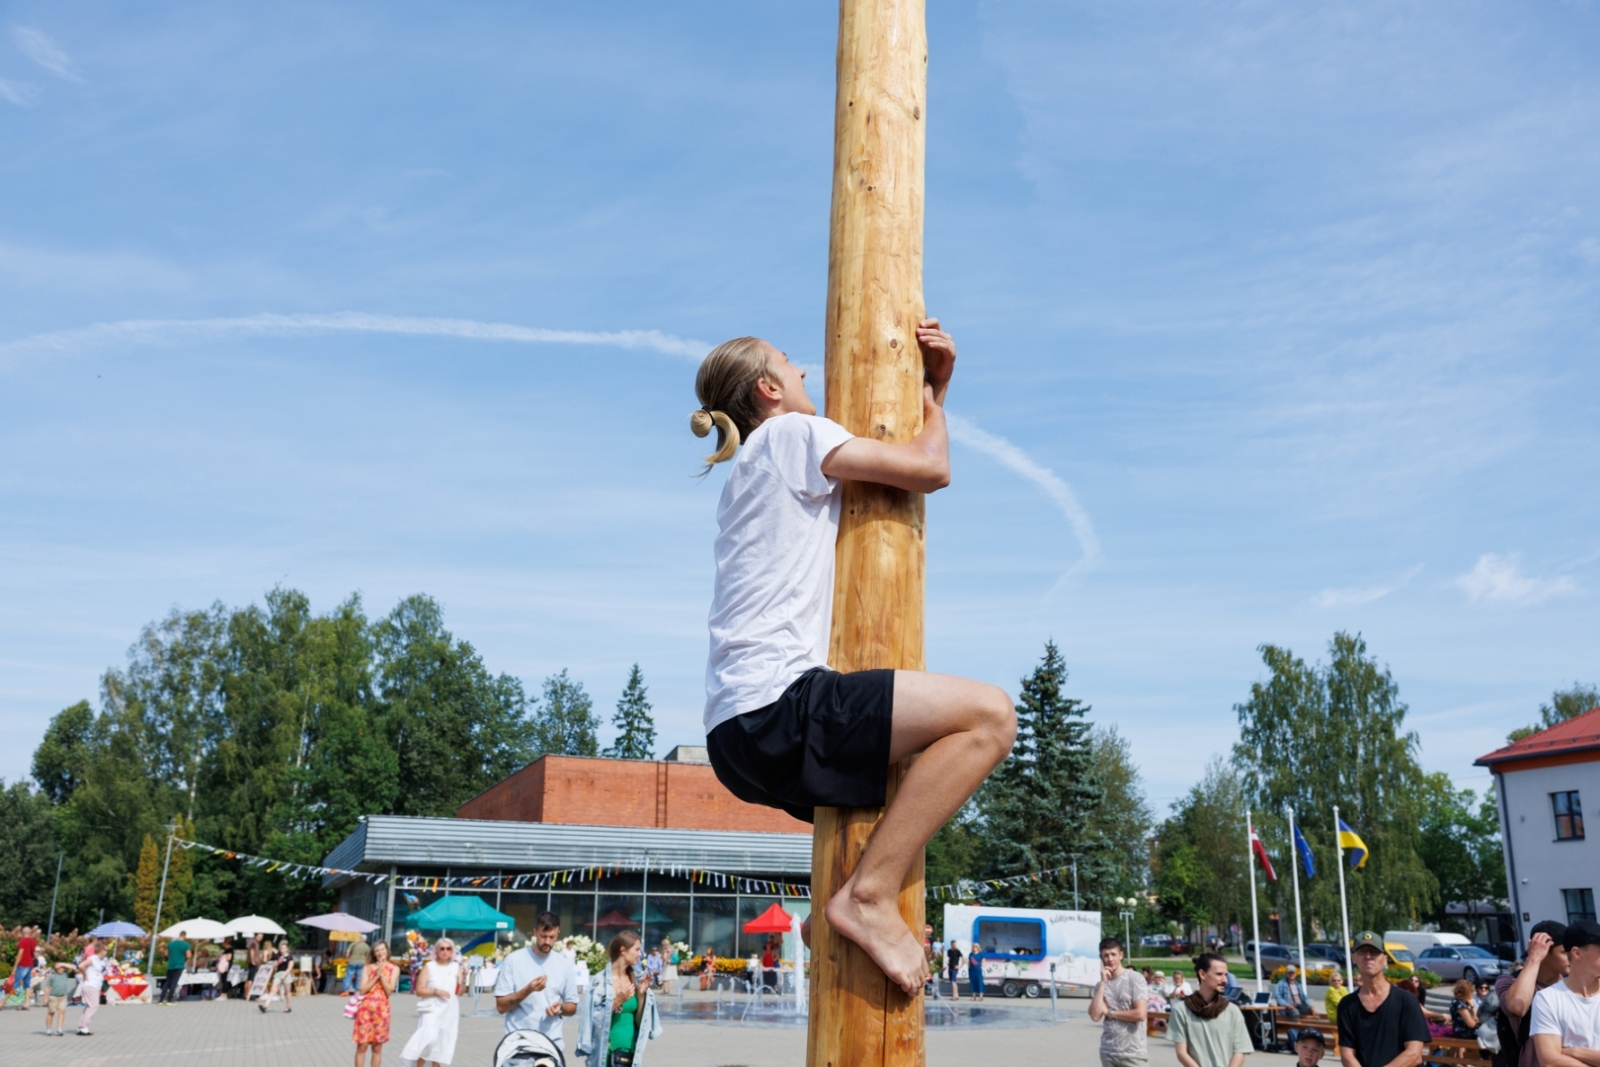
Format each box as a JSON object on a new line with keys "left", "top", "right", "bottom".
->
{"left": 323, "top": 815, "right": 812, "bottom": 887}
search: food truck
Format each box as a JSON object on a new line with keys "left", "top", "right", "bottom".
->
{"left": 942, "top": 903, "right": 1103, "bottom": 998}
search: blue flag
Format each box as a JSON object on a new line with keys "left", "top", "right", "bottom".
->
{"left": 1293, "top": 823, "right": 1316, "bottom": 879}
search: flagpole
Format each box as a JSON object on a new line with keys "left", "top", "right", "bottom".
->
{"left": 1247, "top": 808, "right": 1263, "bottom": 995}
{"left": 1334, "top": 805, "right": 1354, "bottom": 989}
{"left": 1287, "top": 805, "right": 1309, "bottom": 1003}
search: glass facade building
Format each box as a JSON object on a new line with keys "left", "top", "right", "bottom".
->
{"left": 324, "top": 815, "right": 811, "bottom": 957}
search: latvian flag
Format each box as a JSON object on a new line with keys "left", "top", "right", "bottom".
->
{"left": 1250, "top": 825, "right": 1278, "bottom": 882}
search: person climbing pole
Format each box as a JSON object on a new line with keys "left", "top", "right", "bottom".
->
{"left": 690, "top": 320, "right": 1017, "bottom": 998}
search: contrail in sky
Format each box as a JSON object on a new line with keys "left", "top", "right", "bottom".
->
{"left": 3, "top": 311, "right": 1101, "bottom": 583}
{"left": 946, "top": 413, "right": 1104, "bottom": 586}
{"left": 0, "top": 311, "right": 713, "bottom": 362}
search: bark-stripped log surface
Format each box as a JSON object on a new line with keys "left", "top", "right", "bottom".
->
{"left": 807, "top": 1, "right": 928, "bottom": 1066}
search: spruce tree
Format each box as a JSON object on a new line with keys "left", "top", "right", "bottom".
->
{"left": 604, "top": 664, "right": 657, "bottom": 760}
{"left": 977, "top": 641, "right": 1106, "bottom": 909}
{"left": 134, "top": 833, "right": 161, "bottom": 934}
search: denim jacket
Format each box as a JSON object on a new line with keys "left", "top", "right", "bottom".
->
{"left": 576, "top": 965, "right": 664, "bottom": 1065}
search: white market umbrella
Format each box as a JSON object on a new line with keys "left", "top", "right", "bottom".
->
{"left": 226, "top": 915, "right": 287, "bottom": 936}
{"left": 160, "top": 918, "right": 232, "bottom": 940}
{"left": 298, "top": 912, "right": 379, "bottom": 934}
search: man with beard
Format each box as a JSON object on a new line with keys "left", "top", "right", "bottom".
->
{"left": 1171, "top": 953, "right": 1254, "bottom": 1067}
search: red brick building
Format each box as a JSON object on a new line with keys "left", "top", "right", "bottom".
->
{"left": 454, "top": 746, "right": 810, "bottom": 835}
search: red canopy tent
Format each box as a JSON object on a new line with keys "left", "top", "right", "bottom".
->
{"left": 742, "top": 902, "right": 796, "bottom": 934}
{"left": 592, "top": 909, "right": 635, "bottom": 929}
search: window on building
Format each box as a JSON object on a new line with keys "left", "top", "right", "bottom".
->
{"left": 1553, "top": 791, "right": 1585, "bottom": 840}
{"left": 1563, "top": 888, "right": 1597, "bottom": 925}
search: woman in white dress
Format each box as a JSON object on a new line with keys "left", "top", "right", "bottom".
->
{"left": 401, "top": 938, "right": 463, "bottom": 1067}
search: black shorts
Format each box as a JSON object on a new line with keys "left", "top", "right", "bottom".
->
{"left": 706, "top": 667, "right": 895, "bottom": 824}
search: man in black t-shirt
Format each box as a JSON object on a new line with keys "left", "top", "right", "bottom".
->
{"left": 1338, "top": 931, "right": 1429, "bottom": 1067}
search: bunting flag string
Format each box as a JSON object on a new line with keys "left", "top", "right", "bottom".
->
{"left": 176, "top": 837, "right": 1085, "bottom": 907}
{"left": 173, "top": 838, "right": 817, "bottom": 898}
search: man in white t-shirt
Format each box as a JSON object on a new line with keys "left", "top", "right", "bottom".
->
{"left": 689, "top": 322, "right": 1016, "bottom": 998}
{"left": 1532, "top": 919, "right": 1600, "bottom": 1067}
{"left": 495, "top": 913, "right": 578, "bottom": 1052}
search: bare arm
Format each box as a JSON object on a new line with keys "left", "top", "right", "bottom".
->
{"left": 1175, "top": 1044, "right": 1203, "bottom": 1067}
{"left": 1533, "top": 1035, "right": 1595, "bottom": 1067}
{"left": 1106, "top": 997, "right": 1150, "bottom": 1024}
{"left": 1229, "top": 1055, "right": 1247, "bottom": 1067}
{"left": 495, "top": 973, "right": 548, "bottom": 1015}
{"left": 1090, "top": 980, "right": 1110, "bottom": 1022}
{"left": 819, "top": 319, "right": 955, "bottom": 494}
{"left": 1550, "top": 1047, "right": 1600, "bottom": 1067}
{"left": 1505, "top": 936, "right": 1553, "bottom": 1020}
{"left": 1340, "top": 1046, "right": 1363, "bottom": 1067}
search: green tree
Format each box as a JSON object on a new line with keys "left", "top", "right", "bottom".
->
{"left": 977, "top": 641, "right": 1105, "bottom": 908}
{"left": 1232, "top": 633, "right": 1436, "bottom": 934}
{"left": 133, "top": 834, "right": 161, "bottom": 934}
{"left": 1508, "top": 683, "right": 1600, "bottom": 743}
{"left": 0, "top": 780, "right": 60, "bottom": 927}
{"left": 1155, "top": 758, "right": 1249, "bottom": 940}
{"left": 604, "top": 665, "right": 657, "bottom": 760}
{"left": 32, "top": 700, "right": 94, "bottom": 805}
{"left": 533, "top": 670, "right": 600, "bottom": 757}
{"left": 1088, "top": 725, "right": 1154, "bottom": 898}
{"left": 1417, "top": 774, "right": 1506, "bottom": 930}
{"left": 373, "top": 594, "right": 536, "bottom": 817}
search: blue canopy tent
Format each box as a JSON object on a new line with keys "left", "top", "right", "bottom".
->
{"left": 404, "top": 895, "right": 514, "bottom": 932}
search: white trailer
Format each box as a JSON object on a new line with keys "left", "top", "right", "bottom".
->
{"left": 942, "top": 903, "right": 1103, "bottom": 999}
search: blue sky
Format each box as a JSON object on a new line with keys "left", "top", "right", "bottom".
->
{"left": 3, "top": 1, "right": 1597, "bottom": 814}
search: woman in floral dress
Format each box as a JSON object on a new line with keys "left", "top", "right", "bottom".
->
{"left": 354, "top": 941, "right": 399, "bottom": 1067}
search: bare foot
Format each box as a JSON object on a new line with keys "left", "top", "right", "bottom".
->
{"left": 824, "top": 885, "right": 930, "bottom": 997}
{"left": 801, "top": 914, "right": 812, "bottom": 949}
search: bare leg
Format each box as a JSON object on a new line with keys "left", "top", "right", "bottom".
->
{"left": 824, "top": 671, "right": 1014, "bottom": 997}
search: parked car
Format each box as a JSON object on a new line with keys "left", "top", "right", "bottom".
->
{"left": 1385, "top": 943, "right": 1417, "bottom": 974}
{"left": 1243, "top": 942, "right": 1338, "bottom": 971}
{"left": 1386, "top": 931, "right": 1472, "bottom": 955}
{"left": 1307, "top": 942, "right": 1347, "bottom": 965}
{"left": 1415, "top": 944, "right": 1504, "bottom": 983}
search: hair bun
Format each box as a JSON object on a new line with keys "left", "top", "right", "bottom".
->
{"left": 690, "top": 408, "right": 715, "bottom": 438}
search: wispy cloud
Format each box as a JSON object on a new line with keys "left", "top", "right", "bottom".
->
{"left": 945, "top": 413, "right": 1103, "bottom": 586}
{"left": 0, "top": 75, "right": 38, "bottom": 106}
{"left": 1312, "top": 564, "right": 1424, "bottom": 609}
{"left": 1455, "top": 553, "right": 1577, "bottom": 605}
{"left": 0, "top": 311, "right": 713, "bottom": 364}
{"left": 12, "top": 27, "right": 82, "bottom": 82}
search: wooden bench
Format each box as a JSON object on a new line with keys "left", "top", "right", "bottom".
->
{"left": 1423, "top": 1037, "right": 1491, "bottom": 1066}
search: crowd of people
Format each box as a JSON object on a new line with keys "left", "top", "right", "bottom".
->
{"left": 1074, "top": 918, "right": 1600, "bottom": 1067}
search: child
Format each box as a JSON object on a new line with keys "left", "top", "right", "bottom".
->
{"left": 1293, "top": 1027, "right": 1327, "bottom": 1064}
{"left": 690, "top": 320, "right": 1016, "bottom": 996}
{"left": 46, "top": 962, "right": 76, "bottom": 1035}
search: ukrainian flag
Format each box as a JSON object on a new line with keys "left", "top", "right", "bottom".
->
{"left": 1337, "top": 818, "right": 1369, "bottom": 869}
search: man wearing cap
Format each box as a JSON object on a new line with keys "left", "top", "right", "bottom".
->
{"left": 1497, "top": 920, "right": 1571, "bottom": 1067}
{"left": 1337, "top": 931, "right": 1429, "bottom": 1067}
{"left": 1530, "top": 919, "right": 1600, "bottom": 1067}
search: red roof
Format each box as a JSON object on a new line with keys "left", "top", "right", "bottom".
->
{"left": 1476, "top": 705, "right": 1600, "bottom": 768}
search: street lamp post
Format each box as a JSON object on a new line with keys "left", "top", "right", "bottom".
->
{"left": 1114, "top": 897, "right": 1135, "bottom": 953}
{"left": 1069, "top": 854, "right": 1082, "bottom": 912}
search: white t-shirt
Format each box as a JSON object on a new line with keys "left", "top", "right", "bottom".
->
{"left": 704, "top": 412, "right": 855, "bottom": 733}
{"left": 1531, "top": 980, "right": 1600, "bottom": 1049}
{"left": 81, "top": 954, "right": 107, "bottom": 987}
{"left": 493, "top": 946, "right": 577, "bottom": 1048}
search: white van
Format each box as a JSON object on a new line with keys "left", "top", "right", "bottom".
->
{"left": 1385, "top": 931, "right": 1471, "bottom": 954}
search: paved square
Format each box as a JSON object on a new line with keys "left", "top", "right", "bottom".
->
{"left": 0, "top": 990, "right": 1111, "bottom": 1067}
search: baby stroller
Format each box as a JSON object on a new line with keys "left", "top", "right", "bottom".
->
{"left": 494, "top": 1030, "right": 565, "bottom": 1067}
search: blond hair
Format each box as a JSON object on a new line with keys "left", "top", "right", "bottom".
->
{"left": 689, "top": 337, "right": 777, "bottom": 470}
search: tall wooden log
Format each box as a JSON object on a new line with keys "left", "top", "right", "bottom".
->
{"left": 807, "top": 1, "right": 928, "bottom": 1066}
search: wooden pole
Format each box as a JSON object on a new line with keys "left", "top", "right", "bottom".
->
{"left": 807, "top": 1, "right": 927, "bottom": 1066}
